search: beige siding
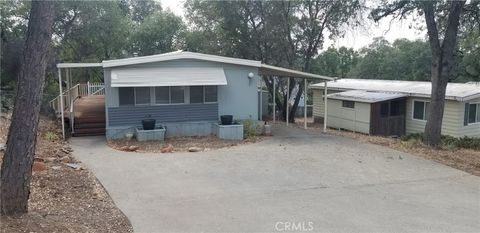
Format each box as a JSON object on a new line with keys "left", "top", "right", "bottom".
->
{"left": 326, "top": 99, "right": 371, "bottom": 134}
{"left": 459, "top": 97, "right": 480, "bottom": 137}
{"left": 312, "top": 89, "right": 341, "bottom": 118}
{"left": 405, "top": 97, "right": 479, "bottom": 137}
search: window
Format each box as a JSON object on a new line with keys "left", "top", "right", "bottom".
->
{"left": 413, "top": 100, "right": 430, "bottom": 120}
{"left": 170, "top": 86, "right": 185, "bottom": 104}
{"left": 468, "top": 103, "right": 480, "bottom": 124}
{"left": 155, "top": 87, "right": 169, "bottom": 104}
{"left": 390, "top": 100, "right": 402, "bottom": 116}
{"left": 204, "top": 86, "right": 217, "bottom": 103}
{"left": 135, "top": 87, "right": 150, "bottom": 105}
{"left": 119, "top": 87, "right": 135, "bottom": 106}
{"left": 380, "top": 103, "right": 389, "bottom": 117}
{"left": 342, "top": 100, "right": 355, "bottom": 108}
{"left": 190, "top": 86, "right": 204, "bottom": 103}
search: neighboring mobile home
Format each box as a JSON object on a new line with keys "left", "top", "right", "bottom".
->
{"left": 311, "top": 79, "right": 480, "bottom": 138}
{"left": 52, "top": 51, "right": 333, "bottom": 139}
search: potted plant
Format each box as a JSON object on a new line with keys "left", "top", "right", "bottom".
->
{"left": 220, "top": 115, "right": 233, "bottom": 125}
{"left": 141, "top": 114, "right": 156, "bottom": 130}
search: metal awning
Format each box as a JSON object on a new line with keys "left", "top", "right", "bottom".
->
{"left": 259, "top": 64, "right": 335, "bottom": 80}
{"left": 110, "top": 67, "right": 228, "bottom": 87}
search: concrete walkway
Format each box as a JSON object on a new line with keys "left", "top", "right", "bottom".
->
{"left": 70, "top": 126, "right": 480, "bottom": 233}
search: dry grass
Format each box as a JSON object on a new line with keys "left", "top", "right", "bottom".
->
{"left": 108, "top": 135, "right": 263, "bottom": 153}
{"left": 0, "top": 113, "right": 132, "bottom": 233}
{"left": 297, "top": 121, "right": 480, "bottom": 176}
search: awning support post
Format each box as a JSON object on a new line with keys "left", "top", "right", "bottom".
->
{"left": 58, "top": 68, "right": 65, "bottom": 140}
{"left": 304, "top": 78, "right": 307, "bottom": 129}
{"left": 273, "top": 77, "right": 276, "bottom": 124}
{"left": 323, "top": 80, "right": 328, "bottom": 133}
{"left": 286, "top": 78, "right": 289, "bottom": 126}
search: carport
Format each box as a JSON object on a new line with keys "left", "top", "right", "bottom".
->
{"left": 258, "top": 64, "right": 334, "bottom": 131}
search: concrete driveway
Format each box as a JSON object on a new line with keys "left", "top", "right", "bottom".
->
{"left": 70, "top": 125, "right": 480, "bottom": 233}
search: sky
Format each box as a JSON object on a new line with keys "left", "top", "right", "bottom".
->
{"left": 160, "top": 0, "right": 427, "bottom": 51}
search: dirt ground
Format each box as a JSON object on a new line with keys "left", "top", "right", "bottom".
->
{"left": 296, "top": 121, "right": 480, "bottom": 177}
{"left": 0, "top": 114, "right": 132, "bottom": 233}
{"left": 108, "top": 135, "right": 263, "bottom": 153}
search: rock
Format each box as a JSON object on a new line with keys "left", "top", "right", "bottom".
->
{"left": 0, "top": 143, "right": 5, "bottom": 151}
{"left": 161, "top": 144, "right": 174, "bottom": 153}
{"left": 65, "top": 163, "right": 81, "bottom": 170}
{"left": 128, "top": 145, "right": 139, "bottom": 152}
{"left": 119, "top": 146, "right": 130, "bottom": 151}
{"left": 60, "top": 156, "right": 71, "bottom": 163}
{"left": 51, "top": 166, "right": 61, "bottom": 170}
{"left": 44, "top": 157, "right": 57, "bottom": 162}
{"left": 188, "top": 146, "right": 202, "bottom": 152}
{"left": 32, "top": 161, "right": 47, "bottom": 172}
{"left": 34, "top": 157, "right": 45, "bottom": 162}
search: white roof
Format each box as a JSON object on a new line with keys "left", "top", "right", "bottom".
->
{"left": 58, "top": 51, "right": 334, "bottom": 81}
{"left": 327, "top": 90, "right": 407, "bottom": 103}
{"left": 311, "top": 79, "right": 480, "bottom": 101}
{"left": 111, "top": 67, "right": 227, "bottom": 87}
{"left": 57, "top": 63, "right": 102, "bottom": 68}
{"left": 102, "top": 50, "right": 261, "bottom": 68}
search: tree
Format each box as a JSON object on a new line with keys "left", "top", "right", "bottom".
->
{"left": 130, "top": 10, "right": 184, "bottom": 56}
{"left": 312, "top": 46, "right": 358, "bottom": 78}
{"left": 1, "top": 0, "right": 55, "bottom": 215}
{"left": 185, "top": 0, "right": 362, "bottom": 122}
{"left": 372, "top": 0, "right": 468, "bottom": 145}
{"left": 347, "top": 38, "right": 431, "bottom": 81}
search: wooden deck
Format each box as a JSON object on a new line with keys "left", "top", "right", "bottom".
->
{"left": 65, "top": 95, "right": 106, "bottom": 136}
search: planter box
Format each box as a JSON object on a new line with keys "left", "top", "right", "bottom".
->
{"left": 214, "top": 123, "right": 244, "bottom": 140}
{"left": 135, "top": 126, "right": 166, "bottom": 141}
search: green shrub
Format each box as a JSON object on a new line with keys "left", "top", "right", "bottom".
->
{"left": 44, "top": 131, "right": 59, "bottom": 142}
{"left": 240, "top": 119, "right": 261, "bottom": 139}
{"left": 401, "top": 133, "right": 480, "bottom": 150}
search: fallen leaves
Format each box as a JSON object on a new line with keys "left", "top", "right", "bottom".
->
{"left": 0, "top": 113, "right": 133, "bottom": 233}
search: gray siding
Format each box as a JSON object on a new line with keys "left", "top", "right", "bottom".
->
{"left": 108, "top": 103, "right": 218, "bottom": 127}
{"left": 104, "top": 59, "right": 259, "bottom": 122}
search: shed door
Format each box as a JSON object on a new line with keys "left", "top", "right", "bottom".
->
{"left": 370, "top": 98, "right": 406, "bottom": 136}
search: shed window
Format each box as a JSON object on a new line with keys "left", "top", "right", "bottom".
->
{"left": 155, "top": 87, "right": 169, "bottom": 104}
{"left": 135, "top": 87, "right": 151, "bottom": 105}
{"left": 380, "top": 103, "right": 389, "bottom": 117}
{"left": 204, "top": 86, "right": 217, "bottom": 103}
{"left": 190, "top": 86, "right": 204, "bottom": 104}
{"left": 119, "top": 87, "right": 134, "bottom": 106}
{"left": 342, "top": 100, "right": 355, "bottom": 108}
{"left": 468, "top": 103, "right": 480, "bottom": 124}
{"left": 413, "top": 100, "right": 430, "bottom": 120}
{"left": 390, "top": 100, "right": 403, "bottom": 116}
{"left": 170, "top": 86, "right": 185, "bottom": 104}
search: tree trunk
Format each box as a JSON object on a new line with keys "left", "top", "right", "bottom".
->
{"left": 423, "top": 1, "right": 465, "bottom": 145}
{"left": 1, "top": 0, "right": 54, "bottom": 215}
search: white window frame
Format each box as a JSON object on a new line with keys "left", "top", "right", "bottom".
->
{"left": 341, "top": 100, "right": 355, "bottom": 109}
{"left": 169, "top": 86, "right": 186, "bottom": 105}
{"left": 412, "top": 99, "right": 430, "bottom": 121}
{"left": 134, "top": 87, "right": 151, "bottom": 106}
{"left": 153, "top": 86, "right": 170, "bottom": 105}
{"left": 203, "top": 86, "right": 218, "bottom": 104}
{"left": 119, "top": 87, "right": 135, "bottom": 106}
{"left": 467, "top": 102, "right": 480, "bottom": 125}
{"left": 153, "top": 86, "right": 186, "bottom": 105}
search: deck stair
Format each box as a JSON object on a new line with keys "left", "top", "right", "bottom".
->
{"left": 49, "top": 83, "right": 106, "bottom": 137}
{"left": 68, "top": 95, "right": 106, "bottom": 136}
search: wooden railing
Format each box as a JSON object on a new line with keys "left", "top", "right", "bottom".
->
{"left": 49, "top": 82, "right": 105, "bottom": 114}
{"left": 87, "top": 82, "right": 105, "bottom": 95}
